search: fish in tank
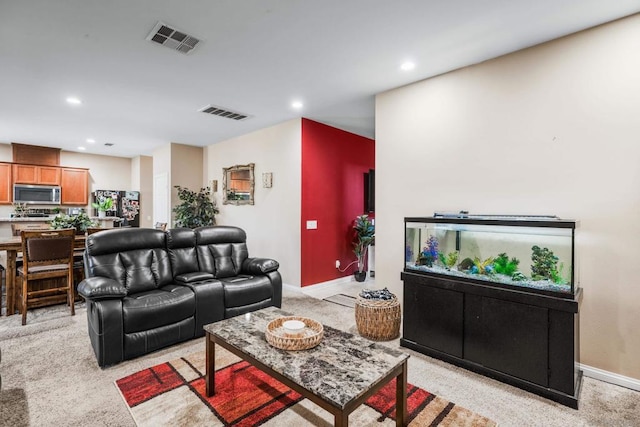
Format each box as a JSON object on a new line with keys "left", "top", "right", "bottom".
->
{"left": 404, "top": 215, "right": 576, "bottom": 297}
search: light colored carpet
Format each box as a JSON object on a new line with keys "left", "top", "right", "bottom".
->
{"left": 322, "top": 293, "right": 357, "bottom": 308}
{"left": 0, "top": 287, "right": 638, "bottom": 426}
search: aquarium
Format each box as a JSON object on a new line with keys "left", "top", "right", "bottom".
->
{"left": 405, "top": 214, "right": 576, "bottom": 297}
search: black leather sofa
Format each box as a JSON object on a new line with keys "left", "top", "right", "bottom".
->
{"left": 77, "top": 226, "right": 282, "bottom": 367}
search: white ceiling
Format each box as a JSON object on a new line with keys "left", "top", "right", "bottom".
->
{"left": 1, "top": 1, "right": 639, "bottom": 158}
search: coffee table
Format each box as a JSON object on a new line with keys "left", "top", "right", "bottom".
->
{"left": 204, "top": 306, "right": 409, "bottom": 427}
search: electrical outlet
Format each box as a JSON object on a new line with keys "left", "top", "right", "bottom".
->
{"left": 335, "top": 260, "right": 340, "bottom": 269}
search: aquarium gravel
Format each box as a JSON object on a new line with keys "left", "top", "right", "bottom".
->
{"left": 406, "top": 263, "right": 571, "bottom": 294}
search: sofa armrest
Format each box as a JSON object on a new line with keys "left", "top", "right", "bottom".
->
{"left": 78, "top": 277, "right": 127, "bottom": 301}
{"left": 242, "top": 258, "right": 279, "bottom": 275}
{"left": 175, "top": 271, "right": 215, "bottom": 284}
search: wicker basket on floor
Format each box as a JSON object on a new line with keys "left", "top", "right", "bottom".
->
{"left": 355, "top": 294, "right": 401, "bottom": 341}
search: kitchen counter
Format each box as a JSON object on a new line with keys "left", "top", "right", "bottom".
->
{"left": 0, "top": 216, "right": 121, "bottom": 239}
{"left": 0, "top": 216, "right": 121, "bottom": 222}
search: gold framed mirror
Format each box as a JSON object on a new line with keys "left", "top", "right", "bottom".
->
{"left": 222, "top": 163, "right": 255, "bottom": 205}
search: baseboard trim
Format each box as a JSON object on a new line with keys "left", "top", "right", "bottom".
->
{"left": 297, "top": 275, "right": 363, "bottom": 299}
{"left": 303, "top": 275, "right": 354, "bottom": 290}
{"left": 580, "top": 364, "right": 640, "bottom": 392}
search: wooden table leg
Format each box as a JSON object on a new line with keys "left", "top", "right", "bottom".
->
{"left": 6, "top": 250, "right": 16, "bottom": 316}
{"left": 396, "top": 360, "right": 408, "bottom": 427}
{"left": 205, "top": 332, "right": 215, "bottom": 397}
{"left": 335, "top": 411, "right": 348, "bottom": 427}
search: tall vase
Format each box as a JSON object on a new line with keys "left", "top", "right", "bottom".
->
{"left": 98, "top": 210, "right": 106, "bottom": 219}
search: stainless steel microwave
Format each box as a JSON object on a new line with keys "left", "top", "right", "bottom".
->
{"left": 13, "top": 184, "right": 61, "bottom": 204}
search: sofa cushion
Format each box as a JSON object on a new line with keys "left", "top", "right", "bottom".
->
{"left": 200, "top": 243, "right": 249, "bottom": 278}
{"left": 220, "top": 275, "right": 272, "bottom": 308}
{"left": 167, "top": 228, "right": 200, "bottom": 277}
{"left": 85, "top": 228, "right": 173, "bottom": 293}
{"left": 122, "top": 284, "right": 195, "bottom": 333}
{"left": 195, "top": 226, "right": 249, "bottom": 278}
{"left": 120, "top": 249, "right": 173, "bottom": 294}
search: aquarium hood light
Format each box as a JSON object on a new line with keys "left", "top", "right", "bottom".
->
{"left": 433, "top": 212, "right": 561, "bottom": 221}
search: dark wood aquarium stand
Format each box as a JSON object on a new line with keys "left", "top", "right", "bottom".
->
{"left": 401, "top": 270, "right": 582, "bottom": 408}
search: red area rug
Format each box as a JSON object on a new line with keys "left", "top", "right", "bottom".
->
{"left": 116, "top": 349, "right": 496, "bottom": 426}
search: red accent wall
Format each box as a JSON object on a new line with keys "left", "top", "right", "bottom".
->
{"left": 301, "top": 118, "right": 375, "bottom": 287}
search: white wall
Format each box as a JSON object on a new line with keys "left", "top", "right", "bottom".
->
{"left": 376, "top": 14, "right": 640, "bottom": 379}
{"left": 132, "top": 155, "right": 153, "bottom": 228}
{"left": 170, "top": 143, "right": 204, "bottom": 226}
{"left": 151, "top": 143, "right": 204, "bottom": 227}
{"left": 152, "top": 144, "right": 172, "bottom": 226}
{"left": 0, "top": 143, "right": 11, "bottom": 161}
{"left": 205, "top": 119, "right": 302, "bottom": 286}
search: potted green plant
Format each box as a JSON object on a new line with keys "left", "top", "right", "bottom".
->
{"left": 173, "top": 185, "right": 219, "bottom": 228}
{"left": 353, "top": 214, "right": 375, "bottom": 282}
{"left": 49, "top": 212, "right": 96, "bottom": 234}
{"left": 92, "top": 197, "right": 114, "bottom": 218}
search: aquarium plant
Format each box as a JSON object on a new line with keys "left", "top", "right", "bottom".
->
{"left": 418, "top": 235, "right": 439, "bottom": 267}
{"left": 551, "top": 262, "right": 569, "bottom": 285}
{"left": 531, "top": 245, "right": 559, "bottom": 281}
{"left": 472, "top": 256, "right": 495, "bottom": 275}
{"left": 511, "top": 271, "right": 527, "bottom": 281}
{"left": 493, "top": 253, "right": 520, "bottom": 276}
{"left": 405, "top": 241, "right": 413, "bottom": 263}
{"left": 438, "top": 251, "right": 459, "bottom": 270}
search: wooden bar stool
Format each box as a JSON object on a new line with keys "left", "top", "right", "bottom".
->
{"left": 17, "top": 228, "right": 76, "bottom": 325}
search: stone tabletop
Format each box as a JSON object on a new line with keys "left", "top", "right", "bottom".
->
{"left": 204, "top": 306, "right": 409, "bottom": 410}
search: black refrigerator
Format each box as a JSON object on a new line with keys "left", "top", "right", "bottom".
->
{"left": 93, "top": 190, "right": 140, "bottom": 227}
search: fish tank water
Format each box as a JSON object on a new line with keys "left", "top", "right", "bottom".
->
{"left": 405, "top": 214, "right": 576, "bottom": 298}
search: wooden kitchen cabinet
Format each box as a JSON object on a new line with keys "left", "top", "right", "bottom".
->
{"left": 12, "top": 164, "right": 38, "bottom": 184}
{"left": 37, "top": 166, "right": 61, "bottom": 185}
{"left": 12, "top": 164, "right": 61, "bottom": 185}
{"left": 0, "top": 162, "right": 12, "bottom": 204}
{"left": 12, "top": 143, "right": 60, "bottom": 166}
{"left": 60, "top": 168, "right": 89, "bottom": 205}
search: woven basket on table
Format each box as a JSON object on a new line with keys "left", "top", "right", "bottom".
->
{"left": 265, "top": 316, "right": 324, "bottom": 351}
{"left": 355, "top": 294, "right": 401, "bottom": 341}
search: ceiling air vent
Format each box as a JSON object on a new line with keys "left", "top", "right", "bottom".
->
{"left": 104, "top": 143, "right": 114, "bottom": 147}
{"left": 146, "top": 21, "right": 200, "bottom": 54}
{"left": 198, "top": 105, "right": 251, "bottom": 121}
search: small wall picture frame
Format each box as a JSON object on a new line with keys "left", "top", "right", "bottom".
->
{"left": 262, "top": 172, "right": 273, "bottom": 188}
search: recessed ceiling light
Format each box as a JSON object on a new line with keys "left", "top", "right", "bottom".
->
{"left": 66, "top": 96, "right": 82, "bottom": 105}
{"left": 86, "top": 138, "right": 95, "bottom": 143}
{"left": 291, "top": 101, "right": 303, "bottom": 109}
{"left": 400, "top": 61, "right": 415, "bottom": 71}
{"left": 78, "top": 146, "right": 86, "bottom": 151}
